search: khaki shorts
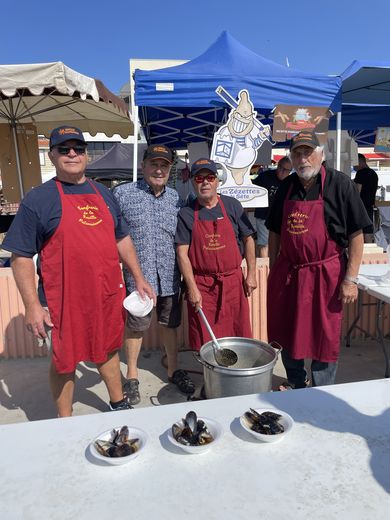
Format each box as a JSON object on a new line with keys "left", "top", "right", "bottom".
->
{"left": 126, "top": 293, "right": 181, "bottom": 332}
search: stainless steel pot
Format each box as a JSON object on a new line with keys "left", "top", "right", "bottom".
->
{"left": 196, "top": 337, "right": 281, "bottom": 399}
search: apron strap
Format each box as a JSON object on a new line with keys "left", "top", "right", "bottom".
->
{"left": 285, "top": 251, "right": 342, "bottom": 285}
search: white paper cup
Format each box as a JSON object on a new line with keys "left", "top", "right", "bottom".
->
{"left": 123, "top": 291, "right": 153, "bottom": 317}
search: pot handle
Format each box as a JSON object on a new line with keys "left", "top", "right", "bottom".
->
{"left": 192, "top": 352, "right": 215, "bottom": 371}
{"left": 269, "top": 341, "right": 283, "bottom": 356}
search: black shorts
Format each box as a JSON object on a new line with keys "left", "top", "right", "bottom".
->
{"left": 126, "top": 293, "right": 181, "bottom": 332}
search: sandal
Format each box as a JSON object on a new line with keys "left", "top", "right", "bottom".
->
{"left": 169, "top": 369, "right": 195, "bottom": 395}
{"left": 278, "top": 378, "right": 310, "bottom": 391}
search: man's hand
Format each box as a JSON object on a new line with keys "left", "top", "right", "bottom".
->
{"left": 24, "top": 303, "right": 53, "bottom": 339}
{"left": 244, "top": 272, "right": 257, "bottom": 297}
{"left": 135, "top": 278, "right": 156, "bottom": 305}
{"left": 339, "top": 281, "right": 358, "bottom": 305}
{"left": 188, "top": 286, "right": 202, "bottom": 312}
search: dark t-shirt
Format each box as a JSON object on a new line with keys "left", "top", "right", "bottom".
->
{"left": 175, "top": 195, "right": 255, "bottom": 255}
{"left": 252, "top": 169, "right": 283, "bottom": 219}
{"left": 266, "top": 167, "right": 371, "bottom": 248}
{"left": 354, "top": 167, "right": 378, "bottom": 214}
{"left": 2, "top": 178, "right": 129, "bottom": 306}
{"left": 2, "top": 178, "right": 129, "bottom": 257}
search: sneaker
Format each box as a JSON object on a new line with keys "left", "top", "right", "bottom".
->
{"left": 123, "top": 378, "right": 141, "bottom": 405}
{"left": 168, "top": 369, "right": 195, "bottom": 395}
{"left": 109, "top": 399, "right": 133, "bottom": 411}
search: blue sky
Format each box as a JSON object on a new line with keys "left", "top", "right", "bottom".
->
{"left": 1, "top": 0, "right": 390, "bottom": 95}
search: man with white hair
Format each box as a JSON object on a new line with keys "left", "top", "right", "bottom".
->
{"left": 266, "top": 131, "right": 370, "bottom": 390}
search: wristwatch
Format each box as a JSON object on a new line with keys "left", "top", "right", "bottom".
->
{"left": 344, "top": 275, "right": 359, "bottom": 285}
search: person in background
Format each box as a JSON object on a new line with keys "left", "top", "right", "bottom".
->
{"left": 113, "top": 145, "right": 195, "bottom": 404}
{"left": 353, "top": 153, "right": 379, "bottom": 242}
{"left": 266, "top": 131, "right": 370, "bottom": 390}
{"left": 252, "top": 157, "right": 292, "bottom": 257}
{"left": 176, "top": 158, "right": 256, "bottom": 352}
{"left": 2, "top": 126, "right": 153, "bottom": 416}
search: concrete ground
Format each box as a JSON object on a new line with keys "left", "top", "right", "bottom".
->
{"left": 0, "top": 338, "right": 388, "bottom": 425}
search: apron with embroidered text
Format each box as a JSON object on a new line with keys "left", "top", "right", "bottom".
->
{"left": 267, "top": 167, "right": 344, "bottom": 362}
{"left": 187, "top": 197, "right": 252, "bottom": 351}
{"left": 40, "top": 179, "right": 125, "bottom": 373}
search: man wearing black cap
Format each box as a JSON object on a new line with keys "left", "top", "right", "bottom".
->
{"left": 3, "top": 126, "right": 153, "bottom": 416}
{"left": 175, "top": 158, "right": 257, "bottom": 353}
{"left": 114, "top": 144, "right": 195, "bottom": 403}
{"left": 266, "top": 131, "right": 370, "bottom": 390}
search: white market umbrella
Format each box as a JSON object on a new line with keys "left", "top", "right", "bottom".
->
{"left": 0, "top": 62, "right": 133, "bottom": 197}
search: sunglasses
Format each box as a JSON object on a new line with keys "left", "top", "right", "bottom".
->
{"left": 55, "top": 145, "right": 87, "bottom": 155}
{"left": 193, "top": 174, "right": 217, "bottom": 184}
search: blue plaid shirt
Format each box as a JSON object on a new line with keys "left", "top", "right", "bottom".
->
{"left": 113, "top": 179, "right": 181, "bottom": 296}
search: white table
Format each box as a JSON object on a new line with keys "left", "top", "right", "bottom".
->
{"left": 345, "top": 264, "right": 390, "bottom": 377}
{"left": 1, "top": 380, "right": 390, "bottom": 520}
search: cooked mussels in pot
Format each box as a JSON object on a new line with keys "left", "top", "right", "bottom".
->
{"left": 172, "top": 411, "right": 214, "bottom": 446}
{"left": 94, "top": 425, "right": 140, "bottom": 457}
{"left": 243, "top": 409, "right": 285, "bottom": 435}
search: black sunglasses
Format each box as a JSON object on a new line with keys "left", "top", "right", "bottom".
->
{"left": 54, "top": 145, "right": 87, "bottom": 155}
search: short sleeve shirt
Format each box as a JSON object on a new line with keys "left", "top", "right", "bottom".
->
{"left": 2, "top": 178, "right": 128, "bottom": 257}
{"left": 113, "top": 179, "right": 181, "bottom": 296}
{"left": 354, "top": 167, "right": 378, "bottom": 212}
{"left": 252, "top": 169, "right": 283, "bottom": 219}
{"left": 175, "top": 194, "right": 255, "bottom": 255}
{"left": 266, "top": 167, "right": 371, "bottom": 248}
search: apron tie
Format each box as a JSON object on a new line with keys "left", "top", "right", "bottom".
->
{"left": 285, "top": 252, "right": 342, "bottom": 286}
{"left": 194, "top": 269, "right": 237, "bottom": 320}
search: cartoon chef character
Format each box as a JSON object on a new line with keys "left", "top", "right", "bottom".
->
{"left": 216, "top": 90, "right": 270, "bottom": 186}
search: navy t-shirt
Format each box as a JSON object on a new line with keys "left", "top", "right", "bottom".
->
{"left": 175, "top": 195, "right": 255, "bottom": 255}
{"left": 3, "top": 178, "right": 129, "bottom": 257}
{"left": 3, "top": 178, "right": 129, "bottom": 305}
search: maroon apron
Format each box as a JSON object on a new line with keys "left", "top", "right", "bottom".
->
{"left": 40, "top": 179, "right": 125, "bottom": 373}
{"left": 267, "top": 167, "right": 344, "bottom": 362}
{"left": 187, "top": 197, "right": 252, "bottom": 351}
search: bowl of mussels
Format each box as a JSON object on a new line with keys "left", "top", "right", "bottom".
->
{"left": 240, "top": 408, "right": 294, "bottom": 443}
{"left": 168, "top": 410, "right": 223, "bottom": 454}
{"left": 89, "top": 425, "right": 148, "bottom": 465}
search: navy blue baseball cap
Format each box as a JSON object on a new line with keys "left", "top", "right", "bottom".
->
{"left": 49, "top": 126, "right": 86, "bottom": 148}
{"left": 190, "top": 158, "right": 218, "bottom": 177}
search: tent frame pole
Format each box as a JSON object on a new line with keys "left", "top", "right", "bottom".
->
{"left": 336, "top": 111, "right": 341, "bottom": 171}
{"left": 11, "top": 122, "right": 25, "bottom": 199}
{"left": 133, "top": 105, "right": 139, "bottom": 182}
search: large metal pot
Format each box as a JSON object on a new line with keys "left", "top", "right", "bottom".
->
{"left": 196, "top": 337, "right": 281, "bottom": 399}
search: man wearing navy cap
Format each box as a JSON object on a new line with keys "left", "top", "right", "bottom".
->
{"left": 175, "top": 158, "right": 257, "bottom": 353}
{"left": 3, "top": 126, "right": 153, "bottom": 416}
{"left": 266, "top": 130, "right": 370, "bottom": 390}
{"left": 114, "top": 144, "right": 195, "bottom": 403}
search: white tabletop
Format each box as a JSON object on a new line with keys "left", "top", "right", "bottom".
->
{"left": 1, "top": 379, "right": 390, "bottom": 519}
{"left": 359, "top": 263, "right": 390, "bottom": 303}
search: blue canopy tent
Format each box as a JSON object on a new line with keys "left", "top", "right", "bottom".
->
{"left": 330, "top": 61, "right": 390, "bottom": 146}
{"left": 133, "top": 31, "right": 342, "bottom": 177}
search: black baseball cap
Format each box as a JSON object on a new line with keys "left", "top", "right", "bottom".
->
{"left": 190, "top": 158, "right": 218, "bottom": 176}
{"left": 289, "top": 131, "right": 320, "bottom": 152}
{"left": 143, "top": 144, "right": 173, "bottom": 163}
{"left": 50, "top": 126, "right": 86, "bottom": 148}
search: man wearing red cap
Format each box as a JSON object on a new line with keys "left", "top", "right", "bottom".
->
{"left": 175, "top": 158, "right": 256, "bottom": 352}
{"left": 266, "top": 131, "right": 371, "bottom": 389}
{"left": 3, "top": 126, "right": 153, "bottom": 416}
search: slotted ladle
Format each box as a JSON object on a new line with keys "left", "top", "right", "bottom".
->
{"left": 197, "top": 308, "right": 238, "bottom": 367}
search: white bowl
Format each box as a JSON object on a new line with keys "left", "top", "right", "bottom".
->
{"left": 167, "top": 416, "right": 223, "bottom": 454}
{"left": 89, "top": 426, "right": 148, "bottom": 465}
{"left": 240, "top": 408, "right": 294, "bottom": 443}
{"left": 123, "top": 291, "right": 153, "bottom": 317}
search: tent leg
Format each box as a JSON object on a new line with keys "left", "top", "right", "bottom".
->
{"left": 11, "top": 123, "right": 24, "bottom": 199}
{"left": 133, "top": 105, "right": 139, "bottom": 182}
{"left": 336, "top": 112, "right": 341, "bottom": 171}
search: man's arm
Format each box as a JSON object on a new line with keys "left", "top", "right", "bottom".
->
{"left": 176, "top": 244, "right": 202, "bottom": 311}
{"left": 354, "top": 183, "right": 362, "bottom": 193}
{"left": 116, "top": 236, "right": 155, "bottom": 302}
{"left": 11, "top": 254, "right": 53, "bottom": 338}
{"left": 242, "top": 234, "right": 257, "bottom": 296}
{"left": 268, "top": 231, "right": 281, "bottom": 268}
{"left": 339, "top": 230, "right": 364, "bottom": 304}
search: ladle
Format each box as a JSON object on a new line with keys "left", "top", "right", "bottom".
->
{"left": 197, "top": 308, "right": 238, "bottom": 367}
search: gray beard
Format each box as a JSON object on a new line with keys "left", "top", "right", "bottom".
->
{"left": 296, "top": 169, "right": 318, "bottom": 181}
